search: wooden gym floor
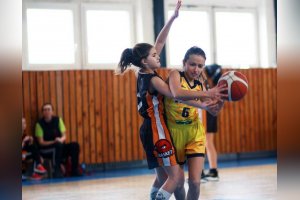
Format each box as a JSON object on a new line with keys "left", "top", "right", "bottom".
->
{"left": 22, "top": 159, "right": 277, "bottom": 200}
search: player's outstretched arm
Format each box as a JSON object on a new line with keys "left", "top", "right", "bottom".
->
{"left": 179, "top": 98, "right": 224, "bottom": 116}
{"left": 168, "top": 70, "right": 227, "bottom": 100}
{"left": 154, "top": 0, "right": 182, "bottom": 55}
{"left": 150, "top": 73, "right": 215, "bottom": 101}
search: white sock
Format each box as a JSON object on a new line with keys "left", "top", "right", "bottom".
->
{"left": 150, "top": 187, "right": 159, "bottom": 200}
{"left": 155, "top": 188, "right": 172, "bottom": 200}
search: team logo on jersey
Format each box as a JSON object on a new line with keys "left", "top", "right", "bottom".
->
{"left": 154, "top": 139, "right": 174, "bottom": 158}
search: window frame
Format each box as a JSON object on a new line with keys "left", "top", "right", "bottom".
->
{"left": 23, "top": 2, "right": 80, "bottom": 71}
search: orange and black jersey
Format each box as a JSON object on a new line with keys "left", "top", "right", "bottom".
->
{"left": 136, "top": 71, "right": 177, "bottom": 169}
{"left": 137, "top": 71, "right": 165, "bottom": 119}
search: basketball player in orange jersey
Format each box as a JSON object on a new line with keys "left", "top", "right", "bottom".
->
{"left": 117, "top": 1, "right": 226, "bottom": 199}
{"left": 164, "top": 47, "right": 225, "bottom": 200}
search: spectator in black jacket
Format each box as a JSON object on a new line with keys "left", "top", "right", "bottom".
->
{"left": 35, "top": 103, "right": 81, "bottom": 178}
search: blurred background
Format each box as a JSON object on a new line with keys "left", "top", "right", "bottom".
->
{"left": 5, "top": 0, "right": 300, "bottom": 199}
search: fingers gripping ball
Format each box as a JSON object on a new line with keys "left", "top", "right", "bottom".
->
{"left": 217, "top": 71, "right": 248, "bottom": 101}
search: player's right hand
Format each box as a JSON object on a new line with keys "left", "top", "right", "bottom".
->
{"left": 207, "top": 84, "right": 228, "bottom": 99}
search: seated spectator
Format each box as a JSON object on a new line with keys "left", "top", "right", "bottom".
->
{"left": 22, "top": 117, "right": 47, "bottom": 180}
{"left": 35, "top": 103, "right": 81, "bottom": 178}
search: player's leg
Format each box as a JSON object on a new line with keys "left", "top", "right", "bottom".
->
{"left": 139, "top": 119, "right": 164, "bottom": 199}
{"left": 206, "top": 133, "right": 217, "bottom": 169}
{"left": 173, "top": 164, "right": 186, "bottom": 200}
{"left": 186, "top": 156, "right": 205, "bottom": 200}
{"left": 166, "top": 126, "right": 186, "bottom": 200}
{"left": 205, "top": 113, "right": 219, "bottom": 181}
{"left": 185, "top": 121, "right": 206, "bottom": 200}
{"left": 150, "top": 167, "right": 168, "bottom": 200}
{"left": 141, "top": 118, "right": 183, "bottom": 200}
{"left": 155, "top": 165, "right": 185, "bottom": 200}
{"left": 205, "top": 133, "right": 219, "bottom": 180}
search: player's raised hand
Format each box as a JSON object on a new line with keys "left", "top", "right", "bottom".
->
{"left": 154, "top": 0, "right": 182, "bottom": 55}
{"left": 171, "top": 0, "right": 182, "bottom": 19}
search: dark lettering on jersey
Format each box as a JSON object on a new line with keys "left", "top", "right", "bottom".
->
{"left": 175, "top": 120, "right": 193, "bottom": 125}
{"left": 158, "top": 150, "right": 173, "bottom": 158}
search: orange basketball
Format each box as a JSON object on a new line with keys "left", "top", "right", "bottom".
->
{"left": 217, "top": 71, "right": 248, "bottom": 101}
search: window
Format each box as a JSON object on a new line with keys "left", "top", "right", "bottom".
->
{"left": 83, "top": 7, "right": 133, "bottom": 67}
{"left": 215, "top": 10, "right": 258, "bottom": 68}
{"left": 23, "top": 2, "right": 135, "bottom": 70}
{"left": 167, "top": 10, "right": 211, "bottom": 67}
{"left": 23, "top": 0, "right": 275, "bottom": 70}
{"left": 26, "top": 8, "right": 75, "bottom": 65}
{"left": 166, "top": 7, "right": 258, "bottom": 68}
{"left": 164, "top": 0, "right": 277, "bottom": 68}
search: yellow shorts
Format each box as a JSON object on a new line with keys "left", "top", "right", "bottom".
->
{"left": 167, "top": 120, "right": 206, "bottom": 164}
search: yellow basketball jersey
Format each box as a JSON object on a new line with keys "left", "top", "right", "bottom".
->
{"left": 165, "top": 71, "right": 203, "bottom": 125}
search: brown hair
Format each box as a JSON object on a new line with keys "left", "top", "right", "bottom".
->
{"left": 117, "top": 43, "right": 153, "bottom": 74}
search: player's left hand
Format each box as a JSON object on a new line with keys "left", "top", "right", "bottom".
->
{"left": 205, "top": 98, "right": 224, "bottom": 116}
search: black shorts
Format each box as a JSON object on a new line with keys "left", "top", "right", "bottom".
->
{"left": 206, "top": 112, "right": 218, "bottom": 133}
{"left": 140, "top": 119, "right": 177, "bottom": 169}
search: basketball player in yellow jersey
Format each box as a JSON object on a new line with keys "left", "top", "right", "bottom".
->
{"left": 165, "top": 46, "right": 225, "bottom": 200}
{"left": 165, "top": 71, "right": 204, "bottom": 126}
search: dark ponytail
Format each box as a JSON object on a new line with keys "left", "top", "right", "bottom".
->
{"left": 118, "top": 48, "right": 135, "bottom": 73}
{"left": 117, "top": 43, "right": 153, "bottom": 74}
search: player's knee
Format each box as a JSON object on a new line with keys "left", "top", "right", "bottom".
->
{"left": 171, "top": 176, "right": 184, "bottom": 189}
{"left": 156, "top": 174, "right": 168, "bottom": 185}
{"left": 176, "top": 179, "right": 185, "bottom": 189}
{"left": 177, "top": 175, "right": 185, "bottom": 188}
{"left": 171, "top": 171, "right": 185, "bottom": 186}
{"left": 188, "top": 179, "right": 200, "bottom": 191}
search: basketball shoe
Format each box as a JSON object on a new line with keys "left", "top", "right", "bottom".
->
{"left": 201, "top": 170, "right": 208, "bottom": 183}
{"left": 205, "top": 168, "right": 219, "bottom": 181}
